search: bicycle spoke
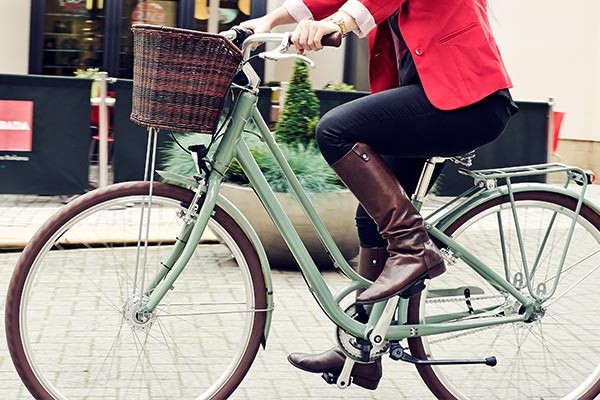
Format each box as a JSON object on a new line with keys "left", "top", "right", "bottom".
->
{"left": 545, "top": 262, "right": 600, "bottom": 307}
{"left": 87, "top": 319, "right": 127, "bottom": 397}
{"left": 542, "top": 250, "right": 600, "bottom": 287}
{"left": 154, "top": 319, "right": 204, "bottom": 382}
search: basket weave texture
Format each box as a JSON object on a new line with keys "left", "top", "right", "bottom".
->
{"left": 130, "top": 24, "right": 243, "bottom": 134}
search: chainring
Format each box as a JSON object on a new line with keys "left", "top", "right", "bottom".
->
{"left": 335, "top": 303, "right": 389, "bottom": 363}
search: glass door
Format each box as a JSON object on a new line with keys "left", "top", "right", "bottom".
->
{"left": 193, "top": 0, "right": 251, "bottom": 33}
{"left": 119, "top": 0, "right": 179, "bottom": 79}
{"left": 42, "top": 0, "right": 105, "bottom": 76}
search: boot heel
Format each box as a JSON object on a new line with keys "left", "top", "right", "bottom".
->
{"left": 400, "top": 280, "right": 426, "bottom": 299}
{"left": 352, "top": 376, "right": 380, "bottom": 390}
{"left": 426, "top": 262, "right": 446, "bottom": 279}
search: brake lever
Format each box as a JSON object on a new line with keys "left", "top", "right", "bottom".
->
{"left": 257, "top": 32, "right": 315, "bottom": 68}
{"left": 259, "top": 52, "right": 316, "bottom": 68}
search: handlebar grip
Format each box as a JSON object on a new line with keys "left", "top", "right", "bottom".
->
{"left": 321, "top": 32, "right": 343, "bottom": 47}
{"left": 230, "top": 26, "right": 253, "bottom": 47}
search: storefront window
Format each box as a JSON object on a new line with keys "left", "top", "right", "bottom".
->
{"left": 42, "top": 0, "right": 105, "bottom": 76}
{"left": 194, "top": 0, "right": 251, "bottom": 33}
{"left": 119, "top": 0, "right": 179, "bottom": 79}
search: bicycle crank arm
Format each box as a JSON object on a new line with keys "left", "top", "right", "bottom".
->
{"left": 390, "top": 343, "right": 497, "bottom": 367}
{"left": 321, "top": 356, "right": 355, "bottom": 389}
{"left": 337, "top": 356, "right": 355, "bottom": 389}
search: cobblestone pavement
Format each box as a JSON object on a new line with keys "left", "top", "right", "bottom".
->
{"left": 1, "top": 184, "right": 599, "bottom": 399}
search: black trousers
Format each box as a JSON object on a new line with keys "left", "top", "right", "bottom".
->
{"left": 316, "top": 84, "right": 513, "bottom": 248}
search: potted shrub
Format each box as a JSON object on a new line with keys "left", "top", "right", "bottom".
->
{"left": 316, "top": 80, "right": 369, "bottom": 117}
{"left": 161, "top": 61, "right": 359, "bottom": 268}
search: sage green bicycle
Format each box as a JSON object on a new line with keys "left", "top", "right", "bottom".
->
{"left": 6, "top": 26, "right": 600, "bottom": 400}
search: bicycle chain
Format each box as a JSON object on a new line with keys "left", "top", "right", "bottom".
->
{"left": 423, "top": 294, "right": 516, "bottom": 345}
{"left": 425, "top": 294, "right": 506, "bottom": 304}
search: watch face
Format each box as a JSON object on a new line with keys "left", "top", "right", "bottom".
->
{"left": 332, "top": 16, "right": 347, "bottom": 37}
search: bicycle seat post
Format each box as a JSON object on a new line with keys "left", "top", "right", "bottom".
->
{"left": 412, "top": 157, "right": 445, "bottom": 208}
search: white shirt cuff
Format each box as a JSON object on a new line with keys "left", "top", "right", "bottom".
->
{"left": 340, "top": 0, "right": 376, "bottom": 38}
{"left": 282, "top": 0, "right": 314, "bottom": 22}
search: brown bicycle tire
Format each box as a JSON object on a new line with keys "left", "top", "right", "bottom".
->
{"left": 5, "top": 181, "right": 267, "bottom": 400}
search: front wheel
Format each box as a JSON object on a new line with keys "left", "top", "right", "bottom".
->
{"left": 6, "top": 181, "right": 267, "bottom": 399}
{"left": 408, "top": 191, "right": 600, "bottom": 399}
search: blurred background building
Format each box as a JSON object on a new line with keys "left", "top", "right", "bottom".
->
{"left": 0, "top": 0, "right": 598, "bottom": 174}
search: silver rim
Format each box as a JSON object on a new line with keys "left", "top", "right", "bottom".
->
{"left": 419, "top": 199, "right": 600, "bottom": 399}
{"left": 19, "top": 194, "right": 258, "bottom": 399}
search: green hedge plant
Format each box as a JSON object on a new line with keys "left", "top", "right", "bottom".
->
{"left": 161, "top": 132, "right": 344, "bottom": 194}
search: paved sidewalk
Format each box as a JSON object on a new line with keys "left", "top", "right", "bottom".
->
{"left": 1, "top": 183, "right": 599, "bottom": 399}
{"left": 0, "top": 256, "right": 432, "bottom": 400}
{"left": 0, "top": 191, "right": 437, "bottom": 400}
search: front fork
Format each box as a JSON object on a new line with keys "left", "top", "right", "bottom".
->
{"left": 141, "top": 174, "right": 223, "bottom": 315}
{"left": 142, "top": 189, "right": 201, "bottom": 298}
{"left": 134, "top": 91, "right": 257, "bottom": 316}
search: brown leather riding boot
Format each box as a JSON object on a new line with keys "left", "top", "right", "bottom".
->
{"left": 286, "top": 246, "right": 387, "bottom": 390}
{"left": 287, "top": 347, "right": 382, "bottom": 390}
{"left": 331, "top": 142, "right": 446, "bottom": 304}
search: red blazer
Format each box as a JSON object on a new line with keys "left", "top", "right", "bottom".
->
{"left": 301, "top": 0, "right": 513, "bottom": 110}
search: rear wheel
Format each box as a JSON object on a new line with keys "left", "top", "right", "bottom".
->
{"left": 408, "top": 191, "right": 600, "bottom": 399}
{"left": 6, "top": 181, "right": 267, "bottom": 399}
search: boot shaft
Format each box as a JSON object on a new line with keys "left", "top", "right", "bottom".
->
{"left": 356, "top": 246, "right": 388, "bottom": 297}
{"left": 331, "top": 142, "right": 427, "bottom": 242}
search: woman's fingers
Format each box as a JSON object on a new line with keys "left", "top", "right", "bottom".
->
{"left": 240, "top": 17, "right": 271, "bottom": 34}
{"left": 292, "top": 20, "right": 338, "bottom": 53}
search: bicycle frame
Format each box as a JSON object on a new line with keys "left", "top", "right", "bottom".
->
{"left": 141, "top": 86, "right": 597, "bottom": 345}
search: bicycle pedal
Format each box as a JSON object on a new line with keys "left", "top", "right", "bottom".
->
{"left": 400, "top": 280, "right": 426, "bottom": 299}
{"left": 321, "top": 372, "right": 339, "bottom": 385}
{"left": 321, "top": 372, "right": 354, "bottom": 388}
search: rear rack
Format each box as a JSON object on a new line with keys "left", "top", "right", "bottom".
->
{"left": 458, "top": 162, "right": 595, "bottom": 188}
{"left": 436, "top": 162, "right": 596, "bottom": 304}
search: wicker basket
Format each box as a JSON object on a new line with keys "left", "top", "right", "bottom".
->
{"left": 130, "top": 24, "right": 243, "bottom": 134}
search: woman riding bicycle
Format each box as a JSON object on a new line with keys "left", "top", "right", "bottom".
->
{"left": 242, "top": 0, "right": 518, "bottom": 390}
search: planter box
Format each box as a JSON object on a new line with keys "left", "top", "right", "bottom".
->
{"left": 220, "top": 183, "right": 359, "bottom": 269}
{"left": 314, "top": 89, "right": 369, "bottom": 117}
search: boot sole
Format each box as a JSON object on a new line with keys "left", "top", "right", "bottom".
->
{"left": 322, "top": 372, "right": 380, "bottom": 390}
{"left": 355, "top": 261, "right": 446, "bottom": 305}
{"left": 287, "top": 355, "right": 380, "bottom": 390}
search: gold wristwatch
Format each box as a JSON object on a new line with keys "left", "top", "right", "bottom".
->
{"left": 329, "top": 14, "right": 348, "bottom": 38}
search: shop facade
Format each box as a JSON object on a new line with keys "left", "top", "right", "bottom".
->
{"left": 28, "top": 0, "right": 267, "bottom": 79}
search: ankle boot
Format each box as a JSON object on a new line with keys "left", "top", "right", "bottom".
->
{"left": 331, "top": 142, "right": 446, "bottom": 304}
{"left": 286, "top": 247, "right": 387, "bottom": 390}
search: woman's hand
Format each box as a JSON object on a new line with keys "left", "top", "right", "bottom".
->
{"left": 240, "top": 16, "right": 273, "bottom": 34}
{"left": 291, "top": 20, "right": 341, "bottom": 54}
{"left": 240, "top": 6, "right": 296, "bottom": 34}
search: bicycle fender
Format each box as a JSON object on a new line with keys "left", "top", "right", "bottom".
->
{"left": 217, "top": 193, "right": 274, "bottom": 348}
{"left": 434, "top": 183, "right": 600, "bottom": 232}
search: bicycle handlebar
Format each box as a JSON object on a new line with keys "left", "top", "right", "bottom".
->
{"left": 220, "top": 27, "right": 343, "bottom": 62}
{"left": 219, "top": 27, "right": 343, "bottom": 89}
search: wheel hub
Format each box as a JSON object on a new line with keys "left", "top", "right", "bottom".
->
{"left": 122, "top": 294, "right": 155, "bottom": 331}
